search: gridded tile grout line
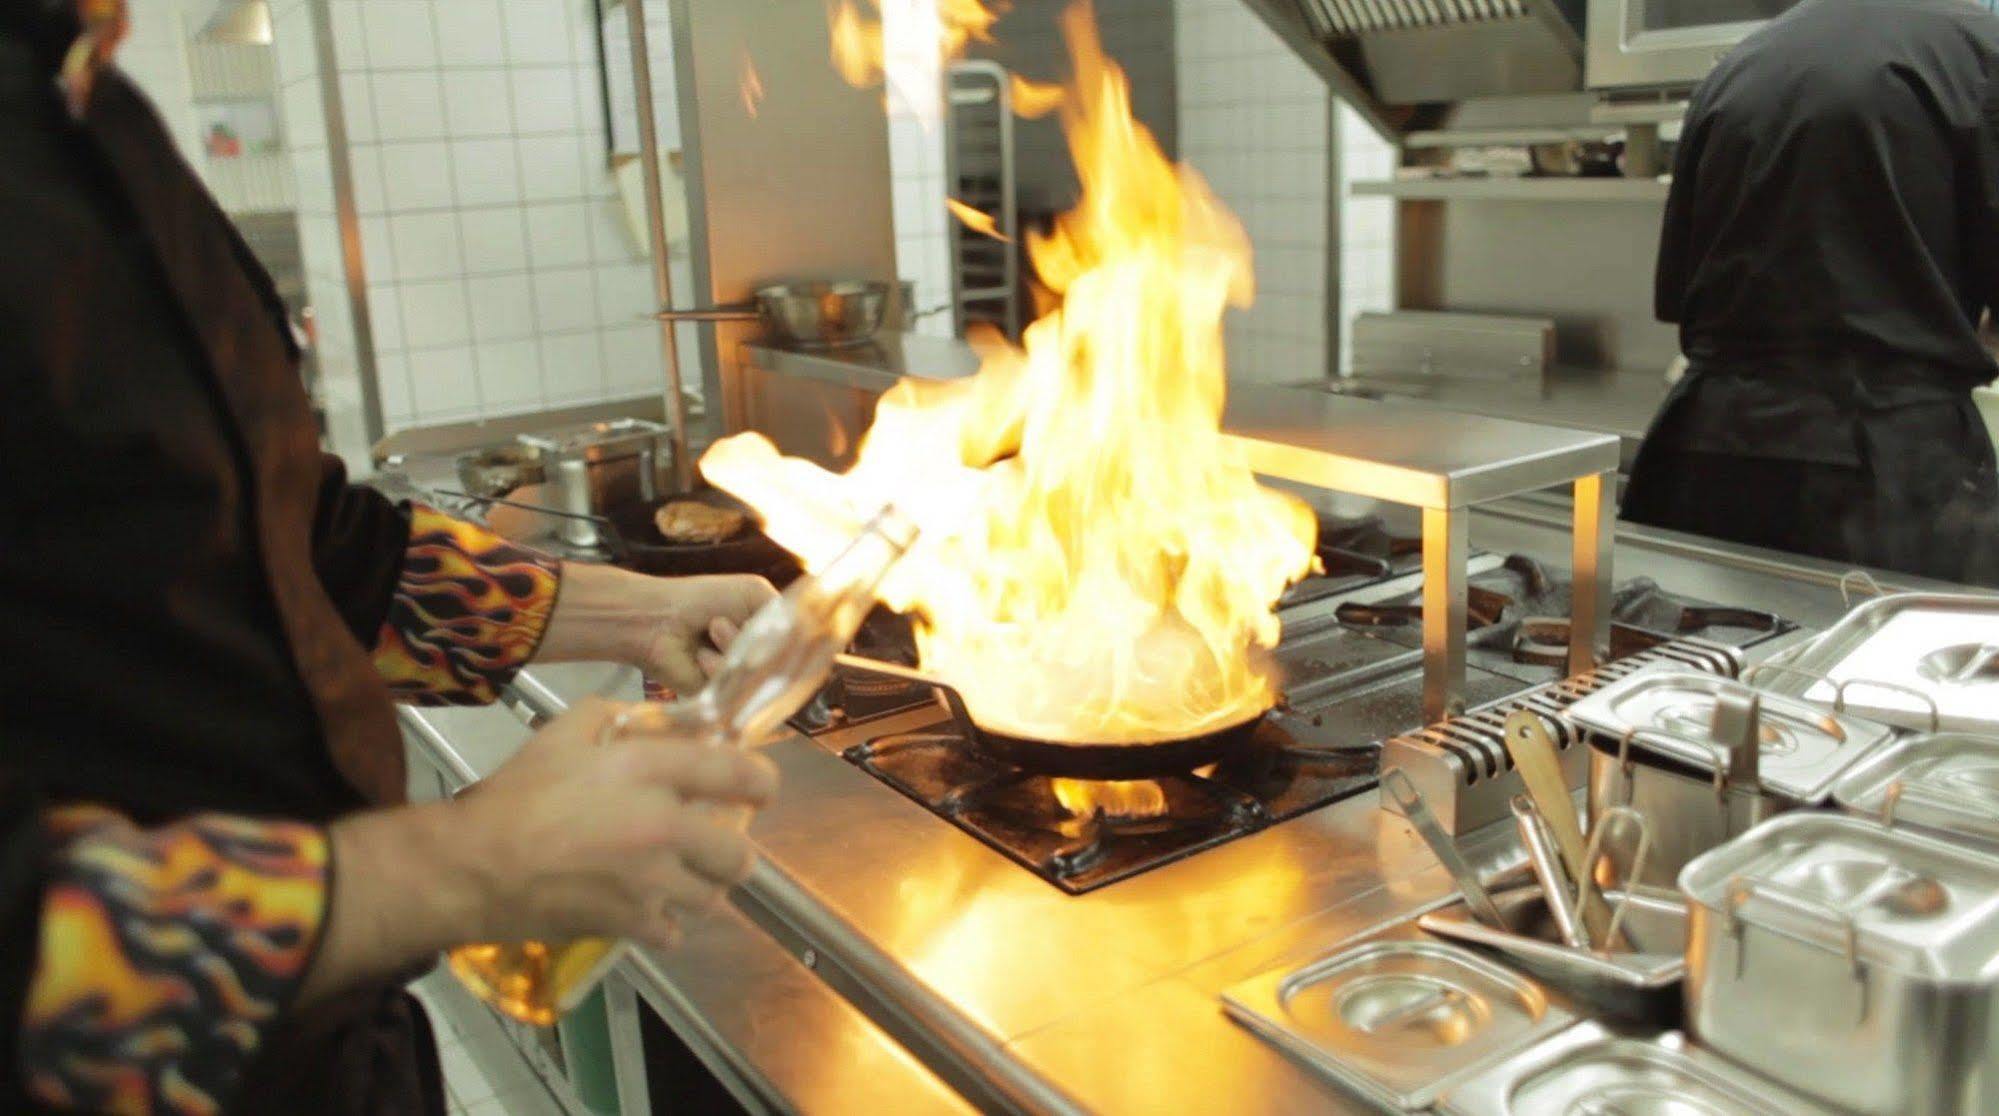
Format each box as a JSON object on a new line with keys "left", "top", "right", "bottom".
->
{"left": 410, "top": 969, "right": 572, "bottom": 1116}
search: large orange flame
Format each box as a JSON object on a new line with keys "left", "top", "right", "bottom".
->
{"left": 705, "top": 0, "right": 1316, "bottom": 745}
{"left": 830, "top": 0, "right": 1007, "bottom": 127}
{"left": 1054, "top": 779, "right": 1169, "bottom": 820}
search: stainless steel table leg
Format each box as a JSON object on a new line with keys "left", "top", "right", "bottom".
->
{"left": 604, "top": 972, "right": 654, "bottom": 1116}
{"left": 1571, "top": 471, "right": 1616, "bottom": 676}
{"left": 1423, "top": 506, "right": 1469, "bottom": 725}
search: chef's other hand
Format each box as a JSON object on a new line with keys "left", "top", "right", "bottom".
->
{"left": 460, "top": 697, "right": 778, "bottom": 948}
{"left": 533, "top": 564, "right": 777, "bottom": 697}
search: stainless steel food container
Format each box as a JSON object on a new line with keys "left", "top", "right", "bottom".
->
{"left": 1568, "top": 666, "right": 1896, "bottom": 886}
{"left": 1418, "top": 884, "right": 1688, "bottom": 1027}
{"left": 1833, "top": 733, "right": 1999, "bottom": 852}
{"left": 1766, "top": 593, "right": 1999, "bottom": 734}
{"left": 516, "top": 418, "right": 674, "bottom": 549}
{"left": 1437, "top": 1022, "right": 1836, "bottom": 1116}
{"left": 1222, "top": 930, "right": 1576, "bottom": 1111}
{"left": 1680, "top": 813, "right": 1999, "bottom": 1116}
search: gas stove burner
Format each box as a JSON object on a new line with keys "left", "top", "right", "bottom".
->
{"left": 847, "top": 720, "right": 1378, "bottom": 893}
{"left": 1337, "top": 586, "right": 1513, "bottom": 633}
{"left": 1317, "top": 514, "right": 1425, "bottom": 562}
{"left": 1511, "top": 619, "right": 1679, "bottom": 669}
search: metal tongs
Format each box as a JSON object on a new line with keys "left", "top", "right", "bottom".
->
{"left": 1513, "top": 795, "right": 1650, "bottom": 955}
{"left": 1577, "top": 806, "right": 1651, "bottom": 954}
{"left": 1383, "top": 768, "right": 1510, "bottom": 930}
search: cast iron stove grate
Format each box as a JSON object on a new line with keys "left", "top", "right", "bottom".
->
{"left": 1281, "top": 513, "right": 1434, "bottom": 608}
{"left": 1333, "top": 555, "right": 1798, "bottom": 684}
{"left": 845, "top": 719, "right": 1379, "bottom": 894}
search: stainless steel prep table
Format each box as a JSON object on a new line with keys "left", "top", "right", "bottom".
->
{"left": 1314, "top": 368, "right": 1673, "bottom": 472}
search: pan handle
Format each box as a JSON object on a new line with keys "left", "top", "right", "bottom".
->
{"left": 832, "top": 653, "right": 974, "bottom": 733}
{"left": 430, "top": 488, "right": 630, "bottom": 558}
{"left": 656, "top": 305, "right": 761, "bottom": 323}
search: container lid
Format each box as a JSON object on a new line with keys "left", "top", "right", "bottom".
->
{"left": 1791, "top": 593, "right": 1999, "bottom": 734}
{"left": 517, "top": 418, "right": 671, "bottom": 457}
{"left": 1679, "top": 813, "right": 1999, "bottom": 981}
{"left": 1832, "top": 733, "right": 1999, "bottom": 850}
{"left": 1565, "top": 667, "right": 1895, "bottom": 803}
{"left": 1437, "top": 1023, "right": 1836, "bottom": 1116}
{"left": 1222, "top": 935, "right": 1574, "bottom": 1110}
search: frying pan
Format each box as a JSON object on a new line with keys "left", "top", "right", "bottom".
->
{"left": 835, "top": 654, "right": 1269, "bottom": 779}
{"left": 443, "top": 489, "right": 801, "bottom": 582}
{"left": 657, "top": 280, "right": 891, "bottom": 350}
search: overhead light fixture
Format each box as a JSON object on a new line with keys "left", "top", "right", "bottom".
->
{"left": 198, "top": 0, "right": 273, "bottom": 46}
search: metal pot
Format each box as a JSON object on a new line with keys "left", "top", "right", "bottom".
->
{"left": 658, "top": 280, "right": 891, "bottom": 350}
{"left": 1680, "top": 813, "right": 1999, "bottom": 1116}
{"left": 516, "top": 418, "right": 676, "bottom": 550}
{"left": 1567, "top": 667, "right": 1896, "bottom": 886}
{"left": 1833, "top": 733, "right": 1999, "bottom": 851}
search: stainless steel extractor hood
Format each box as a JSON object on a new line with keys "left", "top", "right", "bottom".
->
{"left": 198, "top": 0, "right": 273, "bottom": 46}
{"left": 1239, "top": 0, "right": 1587, "bottom": 137}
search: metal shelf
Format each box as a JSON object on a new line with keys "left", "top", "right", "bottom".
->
{"left": 1351, "top": 177, "right": 1670, "bottom": 203}
{"left": 1402, "top": 125, "right": 1625, "bottom": 150}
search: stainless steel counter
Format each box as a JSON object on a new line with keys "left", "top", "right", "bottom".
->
{"left": 402, "top": 673, "right": 979, "bottom": 1116}
{"left": 398, "top": 513, "right": 1899, "bottom": 1116}
{"left": 393, "top": 335, "right": 1948, "bottom": 1116}
{"left": 410, "top": 500, "right": 1889, "bottom": 1114}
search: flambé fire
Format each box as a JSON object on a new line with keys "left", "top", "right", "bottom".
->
{"left": 702, "top": 1, "right": 1316, "bottom": 753}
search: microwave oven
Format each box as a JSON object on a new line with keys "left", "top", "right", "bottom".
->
{"left": 1587, "top": 0, "right": 1802, "bottom": 90}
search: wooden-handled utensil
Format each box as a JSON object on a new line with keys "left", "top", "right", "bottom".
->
{"left": 1503, "top": 711, "right": 1614, "bottom": 945}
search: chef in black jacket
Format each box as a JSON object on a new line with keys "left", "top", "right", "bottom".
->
{"left": 1624, "top": 0, "right": 1999, "bottom": 585}
{"left": 0, "top": 3, "right": 783, "bottom": 1114}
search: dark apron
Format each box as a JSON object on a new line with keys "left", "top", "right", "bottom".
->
{"left": 1626, "top": 369, "right": 1999, "bottom": 585}
{"left": 235, "top": 980, "right": 447, "bottom": 1116}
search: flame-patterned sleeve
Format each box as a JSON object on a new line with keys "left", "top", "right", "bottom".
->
{"left": 19, "top": 806, "right": 330, "bottom": 1116}
{"left": 372, "top": 505, "right": 563, "bottom": 706}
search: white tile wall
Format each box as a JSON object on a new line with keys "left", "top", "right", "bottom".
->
{"left": 1174, "top": 0, "right": 1332, "bottom": 386}
{"left": 268, "top": 0, "right": 375, "bottom": 470}
{"left": 882, "top": 4, "right": 955, "bottom": 340}
{"left": 276, "top": 0, "right": 686, "bottom": 433}
{"left": 1337, "top": 103, "right": 1398, "bottom": 375}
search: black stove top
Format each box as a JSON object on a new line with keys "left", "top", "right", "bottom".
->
{"left": 843, "top": 718, "right": 1378, "bottom": 894}
{"left": 790, "top": 539, "right": 1797, "bottom": 896}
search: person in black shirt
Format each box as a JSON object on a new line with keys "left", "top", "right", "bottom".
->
{"left": 1624, "top": 0, "right": 1999, "bottom": 585}
{"left": 0, "top": 3, "right": 783, "bottom": 1114}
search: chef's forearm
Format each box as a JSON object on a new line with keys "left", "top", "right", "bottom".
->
{"left": 529, "top": 560, "right": 659, "bottom": 666}
{"left": 297, "top": 801, "right": 495, "bottom": 1010}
